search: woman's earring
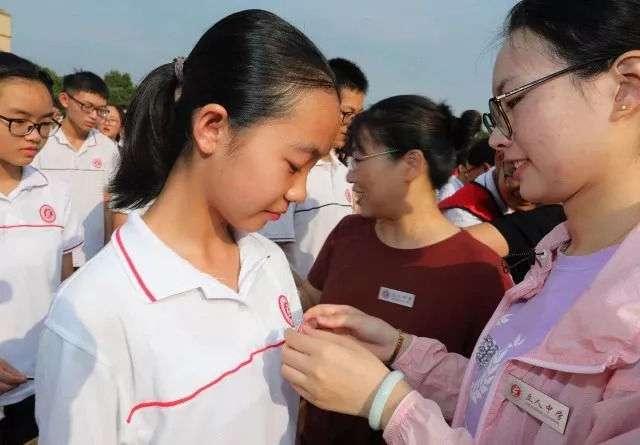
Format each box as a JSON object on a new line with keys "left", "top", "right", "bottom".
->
{"left": 620, "top": 104, "right": 630, "bottom": 111}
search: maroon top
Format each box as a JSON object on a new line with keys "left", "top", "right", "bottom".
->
{"left": 302, "top": 215, "right": 512, "bottom": 445}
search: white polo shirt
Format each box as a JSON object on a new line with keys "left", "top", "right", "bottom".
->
{"left": 260, "top": 151, "right": 353, "bottom": 280}
{"left": 436, "top": 175, "right": 464, "bottom": 202}
{"left": 36, "top": 212, "right": 302, "bottom": 445}
{"left": 442, "top": 167, "right": 510, "bottom": 227}
{"left": 33, "top": 128, "right": 117, "bottom": 267}
{"left": 0, "top": 166, "right": 83, "bottom": 407}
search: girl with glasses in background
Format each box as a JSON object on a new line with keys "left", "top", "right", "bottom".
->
{"left": 0, "top": 52, "right": 82, "bottom": 445}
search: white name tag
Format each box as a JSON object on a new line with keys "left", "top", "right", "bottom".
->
{"left": 503, "top": 375, "right": 570, "bottom": 435}
{"left": 378, "top": 287, "right": 415, "bottom": 308}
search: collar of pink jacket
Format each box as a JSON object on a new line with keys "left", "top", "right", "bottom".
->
{"left": 508, "top": 221, "right": 640, "bottom": 373}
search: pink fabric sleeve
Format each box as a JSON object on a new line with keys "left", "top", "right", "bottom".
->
{"left": 584, "top": 365, "right": 640, "bottom": 445}
{"left": 392, "top": 336, "right": 469, "bottom": 420}
{"left": 382, "top": 391, "right": 474, "bottom": 445}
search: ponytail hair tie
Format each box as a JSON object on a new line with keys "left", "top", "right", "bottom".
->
{"left": 173, "top": 56, "right": 186, "bottom": 83}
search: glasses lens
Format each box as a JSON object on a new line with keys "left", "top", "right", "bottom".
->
{"left": 482, "top": 113, "right": 494, "bottom": 134}
{"left": 97, "top": 108, "right": 110, "bottom": 118}
{"left": 342, "top": 111, "right": 356, "bottom": 125}
{"left": 10, "top": 119, "right": 34, "bottom": 136}
{"left": 40, "top": 121, "right": 60, "bottom": 137}
{"left": 489, "top": 101, "right": 511, "bottom": 138}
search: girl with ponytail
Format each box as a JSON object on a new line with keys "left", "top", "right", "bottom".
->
{"left": 36, "top": 10, "right": 340, "bottom": 445}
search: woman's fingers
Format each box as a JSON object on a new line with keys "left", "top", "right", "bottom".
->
{"left": 302, "top": 325, "right": 361, "bottom": 350}
{"left": 284, "top": 328, "right": 326, "bottom": 355}
{"left": 303, "top": 305, "right": 360, "bottom": 322}
{"left": 281, "top": 343, "right": 315, "bottom": 374}
{"left": 281, "top": 361, "right": 309, "bottom": 390}
{"left": 0, "top": 358, "right": 25, "bottom": 379}
{"left": 0, "top": 381, "right": 16, "bottom": 394}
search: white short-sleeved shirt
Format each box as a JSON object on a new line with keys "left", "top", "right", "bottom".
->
{"left": 436, "top": 175, "right": 464, "bottom": 202}
{"left": 260, "top": 151, "right": 353, "bottom": 280}
{"left": 36, "top": 212, "right": 302, "bottom": 445}
{"left": 443, "top": 167, "right": 510, "bottom": 228}
{"left": 0, "top": 166, "right": 83, "bottom": 407}
{"left": 33, "top": 128, "right": 117, "bottom": 267}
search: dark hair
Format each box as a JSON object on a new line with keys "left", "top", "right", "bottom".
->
{"left": 108, "top": 104, "right": 126, "bottom": 125}
{"left": 329, "top": 58, "right": 369, "bottom": 94}
{"left": 344, "top": 95, "right": 481, "bottom": 189}
{"left": 111, "top": 9, "right": 337, "bottom": 210}
{"left": 0, "top": 52, "right": 54, "bottom": 97}
{"left": 505, "top": 0, "right": 640, "bottom": 78}
{"left": 467, "top": 137, "right": 495, "bottom": 168}
{"left": 62, "top": 71, "right": 109, "bottom": 99}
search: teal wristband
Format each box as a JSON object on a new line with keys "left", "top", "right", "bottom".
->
{"left": 368, "top": 370, "right": 405, "bottom": 431}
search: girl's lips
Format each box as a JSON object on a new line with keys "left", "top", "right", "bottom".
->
{"left": 21, "top": 147, "right": 38, "bottom": 157}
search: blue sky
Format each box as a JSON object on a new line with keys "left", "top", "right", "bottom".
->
{"left": 3, "top": 0, "right": 517, "bottom": 114}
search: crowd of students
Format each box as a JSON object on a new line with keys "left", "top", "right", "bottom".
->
{"left": 1, "top": 0, "right": 639, "bottom": 444}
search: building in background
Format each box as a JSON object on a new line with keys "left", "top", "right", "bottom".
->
{"left": 0, "top": 10, "right": 11, "bottom": 52}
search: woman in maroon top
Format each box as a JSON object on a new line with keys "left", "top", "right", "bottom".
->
{"left": 298, "top": 95, "right": 512, "bottom": 445}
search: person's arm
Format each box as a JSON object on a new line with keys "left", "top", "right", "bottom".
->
{"left": 36, "top": 327, "right": 118, "bottom": 445}
{"left": 390, "top": 336, "right": 469, "bottom": 421}
{"left": 60, "top": 184, "right": 84, "bottom": 273}
{"left": 483, "top": 205, "right": 567, "bottom": 257}
{"left": 282, "top": 323, "right": 473, "bottom": 445}
{"left": 296, "top": 306, "right": 469, "bottom": 420}
{"left": 581, "top": 367, "right": 640, "bottom": 444}
{"left": 61, "top": 253, "right": 74, "bottom": 281}
{"left": 382, "top": 391, "right": 475, "bottom": 445}
{"left": 0, "top": 357, "right": 27, "bottom": 394}
{"left": 103, "top": 190, "right": 113, "bottom": 243}
{"left": 465, "top": 222, "right": 509, "bottom": 256}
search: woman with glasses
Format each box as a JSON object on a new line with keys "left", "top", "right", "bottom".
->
{"left": 297, "top": 95, "right": 512, "bottom": 445}
{"left": 282, "top": 0, "right": 640, "bottom": 443}
{"left": 0, "top": 52, "right": 82, "bottom": 445}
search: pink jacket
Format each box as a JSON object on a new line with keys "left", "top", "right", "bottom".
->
{"left": 384, "top": 222, "right": 640, "bottom": 444}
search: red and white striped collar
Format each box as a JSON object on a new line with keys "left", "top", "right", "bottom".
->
{"left": 112, "top": 211, "right": 273, "bottom": 304}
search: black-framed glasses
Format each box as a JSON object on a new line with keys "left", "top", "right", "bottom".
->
{"left": 341, "top": 110, "right": 359, "bottom": 125}
{"left": 483, "top": 57, "right": 613, "bottom": 139}
{"left": 0, "top": 114, "right": 61, "bottom": 137}
{"left": 67, "top": 93, "right": 110, "bottom": 118}
{"left": 101, "top": 116, "right": 121, "bottom": 125}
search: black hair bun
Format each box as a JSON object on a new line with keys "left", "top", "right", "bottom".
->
{"left": 438, "top": 103, "right": 481, "bottom": 154}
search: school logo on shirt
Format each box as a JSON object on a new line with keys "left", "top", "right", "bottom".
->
{"left": 278, "top": 295, "right": 295, "bottom": 328}
{"left": 40, "top": 204, "right": 56, "bottom": 223}
{"left": 345, "top": 189, "right": 352, "bottom": 204}
{"left": 92, "top": 158, "right": 103, "bottom": 169}
{"left": 510, "top": 384, "right": 522, "bottom": 398}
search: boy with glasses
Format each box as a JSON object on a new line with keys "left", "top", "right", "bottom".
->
{"left": 33, "top": 71, "right": 117, "bottom": 267}
{"left": 260, "top": 58, "right": 368, "bottom": 284}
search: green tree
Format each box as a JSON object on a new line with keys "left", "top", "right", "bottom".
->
{"left": 103, "top": 70, "right": 136, "bottom": 107}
